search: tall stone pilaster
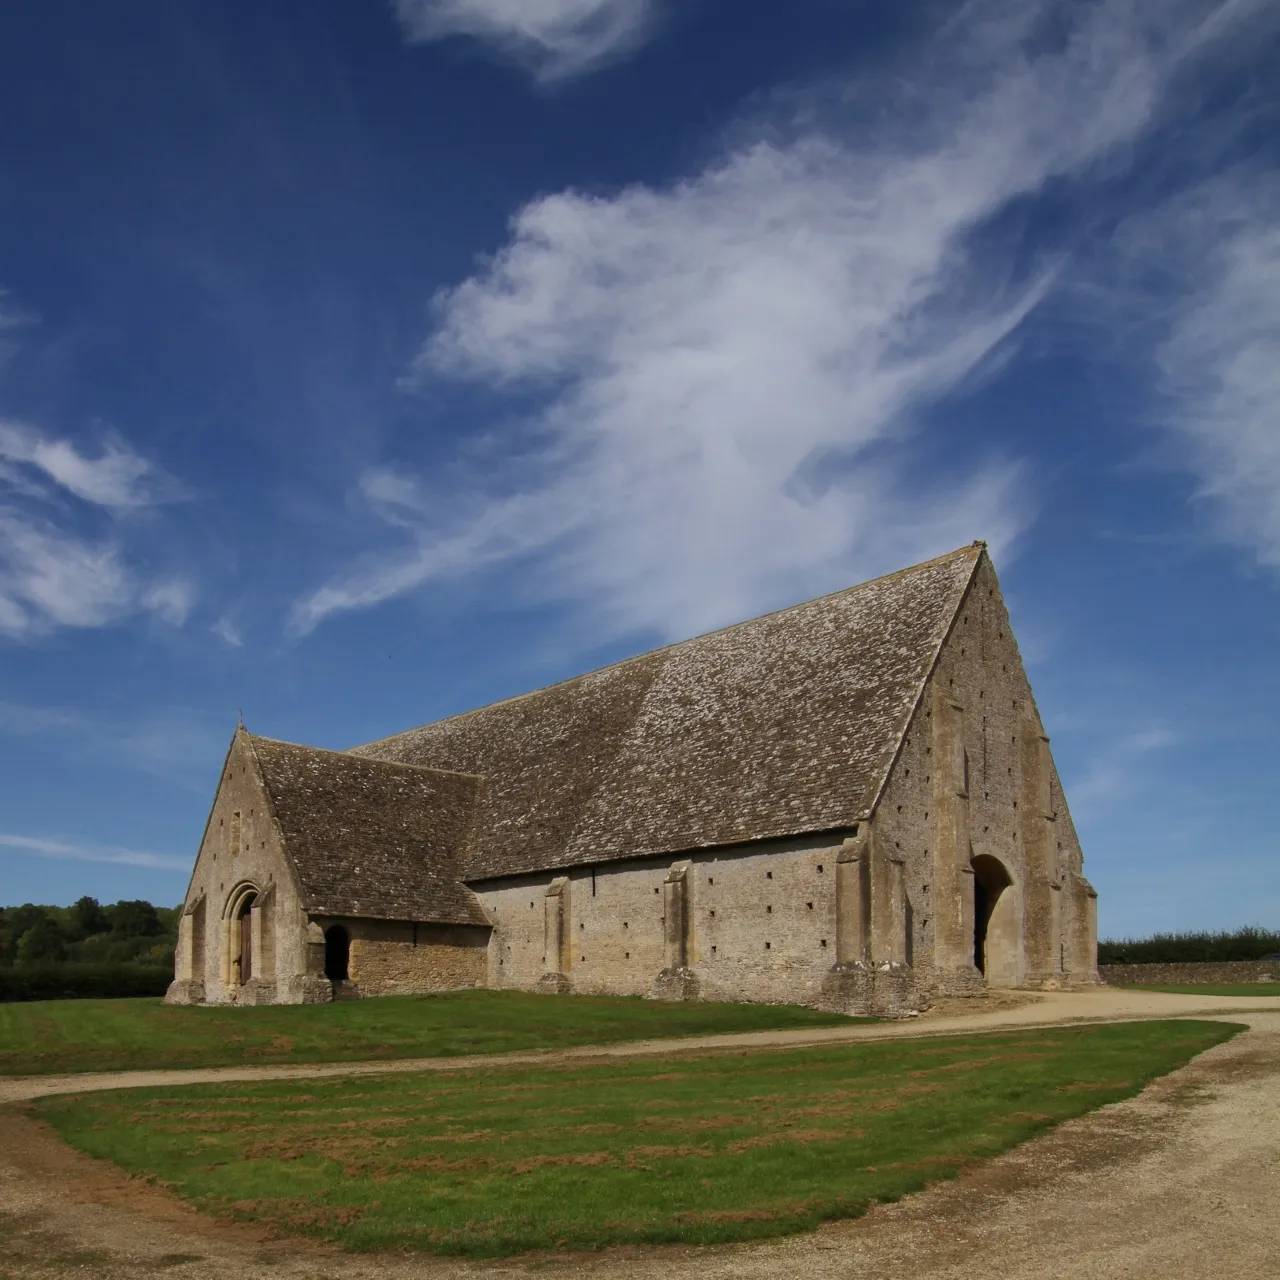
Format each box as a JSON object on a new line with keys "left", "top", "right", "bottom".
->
{"left": 1020, "top": 726, "right": 1062, "bottom": 986}
{"left": 931, "top": 686, "right": 975, "bottom": 978}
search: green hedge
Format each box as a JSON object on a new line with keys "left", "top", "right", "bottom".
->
{"left": 1098, "top": 926, "right": 1280, "bottom": 966}
{"left": 0, "top": 963, "right": 173, "bottom": 1002}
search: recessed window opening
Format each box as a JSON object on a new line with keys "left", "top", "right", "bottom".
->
{"left": 817, "top": 864, "right": 823, "bottom": 873}
{"left": 806, "top": 902, "right": 813, "bottom": 910}
{"left": 765, "top": 941, "right": 771, "bottom": 950}
{"left": 708, "top": 876, "right": 714, "bottom": 885}
{"left": 766, "top": 871, "right": 772, "bottom": 879}
{"left": 766, "top": 905, "right": 772, "bottom": 913}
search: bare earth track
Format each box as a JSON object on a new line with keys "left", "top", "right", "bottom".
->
{"left": 1, "top": 989, "right": 1277, "bottom": 1280}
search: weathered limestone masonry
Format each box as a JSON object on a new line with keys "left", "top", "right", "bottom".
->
{"left": 167, "top": 732, "right": 321, "bottom": 1006}
{"left": 824, "top": 552, "right": 1095, "bottom": 1014}
{"left": 317, "top": 920, "right": 489, "bottom": 996}
{"left": 476, "top": 833, "right": 844, "bottom": 1007}
{"left": 169, "top": 544, "right": 1098, "bottom": 1015}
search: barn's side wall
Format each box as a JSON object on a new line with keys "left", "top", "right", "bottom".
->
{"left": 166, "top": 733, "right": 315, "bottom": 1006}
{"left": 472, "top": 833, "right": 848, "bottom": 1008}
{"left": 311, "top": 918, "right": 489, "bottom": 996}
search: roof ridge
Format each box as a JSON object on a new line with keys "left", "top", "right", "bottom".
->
{"left": 247, "top": 731, "right": 483, "bottom": 784}
{"left": 357, "top": 542, "right": 984, "bottom": 749}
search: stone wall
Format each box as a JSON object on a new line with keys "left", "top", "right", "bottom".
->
{"left": 168, "top": 732, "right": 310, "bottom": 1005}
{"left": 325, "top": 918, "right": 489, "bottom": 996}
{"left": 872, "top": 553, "right": 1097, "bottom": 1003}
{"left": 1100, "top": 961, "right": 1280, "bottom": 986}
{"left": 475, "top": 833, "right": 847, "bottom": 1008}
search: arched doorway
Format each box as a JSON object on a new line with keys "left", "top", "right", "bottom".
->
{"left": 972, "top": 855, "right": 1018, "bottom": 987}
{"left": 223, "top": 883, "right": 261, "bottom": 989}
{"left": 236, "top": 892, "right": 256, "bottom": 985}
{"left": 324, "top": 926, "right": 350, "bottom": 982}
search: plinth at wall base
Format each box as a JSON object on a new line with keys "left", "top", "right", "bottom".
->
{"left": 282, "top": 974, "right": 334, "bottom": 1005}
{"left": 653, "top": 967, "right": 701, "bottom": 1002}
{"left": 820, "top": 963, "right": 927, "bottom": 1018}
{"left": 163, "top": 979, "right": 205, "bottom": 1006}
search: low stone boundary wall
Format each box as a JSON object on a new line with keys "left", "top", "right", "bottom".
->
{"left": 1100, "top": 960, "right": 1280, "bottom": 986}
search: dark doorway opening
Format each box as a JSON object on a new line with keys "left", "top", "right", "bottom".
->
{"left": 324, "top": 925, "right": 350, "bottom": 982}
{"left": 971, "top": 855, "right": 1012, "bottom": 974}
{"left": 237, "top": 894, "right": 256, "bottom": 985}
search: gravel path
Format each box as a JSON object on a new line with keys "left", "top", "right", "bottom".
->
{"left": 2, "top": 986, "right": 1275, "bottom": 1104}
{"left": 1, "top": 991, "right": 1277, "bottom": 1280}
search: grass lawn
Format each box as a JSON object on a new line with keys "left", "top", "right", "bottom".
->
{"left": 0, "top": 989, "right": 855, "bottom": 1077}
{"left": 1120, "top": 983, "right": 1280, "bottom": 997}
{"left": 35, "top": 1019, "right": 1239, "bottom": 1257}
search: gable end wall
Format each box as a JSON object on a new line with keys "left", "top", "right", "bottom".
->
{"left": 873, "top": 553, "right": 1095, "bottom": 996}
{"left": 167, "top": 734, "right": 310, "bottom": 1004}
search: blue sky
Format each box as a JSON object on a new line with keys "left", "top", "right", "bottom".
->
{"left": 0, "top": 0, "right": 1276, "bottom": 939}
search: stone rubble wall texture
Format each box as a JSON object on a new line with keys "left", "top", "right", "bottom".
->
{"left": 475, "top": 834, "right": 844, "bottom": 1005}
{"left": 1099, "top": 961, "right": 1280, "bottom": 985}
{"left": 316, "top": 919, "right": 489, "bottom": 996}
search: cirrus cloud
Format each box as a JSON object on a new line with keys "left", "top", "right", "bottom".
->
{"left": 0, "top": 416, "right": 193, "bottom": 639}
{"left": 297, "top": 0, "right": 1273, "bottom": 642}
{"left": 392, "top": 0, "right": 658, "bottom": 83}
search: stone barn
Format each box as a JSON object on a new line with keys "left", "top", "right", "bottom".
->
{"left": 167, "top": 543, "right": 1098, "bottom": 1016}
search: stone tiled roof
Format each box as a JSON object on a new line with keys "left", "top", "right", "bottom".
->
{"left": 247, "top": 734, "right": 489, "bottom": 926}
{"left": 354, "top": 544, "right": 982, "bottom": 882}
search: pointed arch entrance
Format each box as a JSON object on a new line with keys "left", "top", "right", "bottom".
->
{"left": 971, "top": 855, "right": 1019, "bottom": 988}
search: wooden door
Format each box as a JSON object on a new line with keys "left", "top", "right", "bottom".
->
{"left": 239, "top": 907, "right": 253, "bottom": 983}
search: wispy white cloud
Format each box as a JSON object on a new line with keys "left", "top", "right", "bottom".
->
{"left": 0, "top": 832, "right": 189, "bottom": 872}
{"left": 1068, "top": 726, "right": 1179, "bottom": 816}
{"left": 0, "top": 416, "right": 193, "bottom": 639}
{"left": 0, "top": 291, "right": 34, "bottom": 367}
{"left": 0, "top": 697, "right": 228, "bottom": 791}
{"left": 0, "top": 421, "right": 183, "bottom": 509}
{"left": 1147, "top": 177, "right": 1280, "bottom": 569}
{"left": 392, "top": 0, "right": 657, "bottom": 83}
{"left": 212, "top": 613, "right": 244, "bottom": 648}
{"left": 300, "top": 0, "right": 1268, "bottom": 642}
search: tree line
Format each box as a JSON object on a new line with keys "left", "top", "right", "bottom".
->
{"left": 1097, "top": 925, "right": 1280, "bottom": 966}
{"left": 0, "top": 898, "right": 179, "bottom": 1001}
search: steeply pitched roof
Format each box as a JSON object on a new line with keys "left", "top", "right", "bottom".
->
{"left": 246, "top": 733, "right": 488, "bottom": 926}
{"left": 354, "top": 544, "right": 982, "bottom": 881}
